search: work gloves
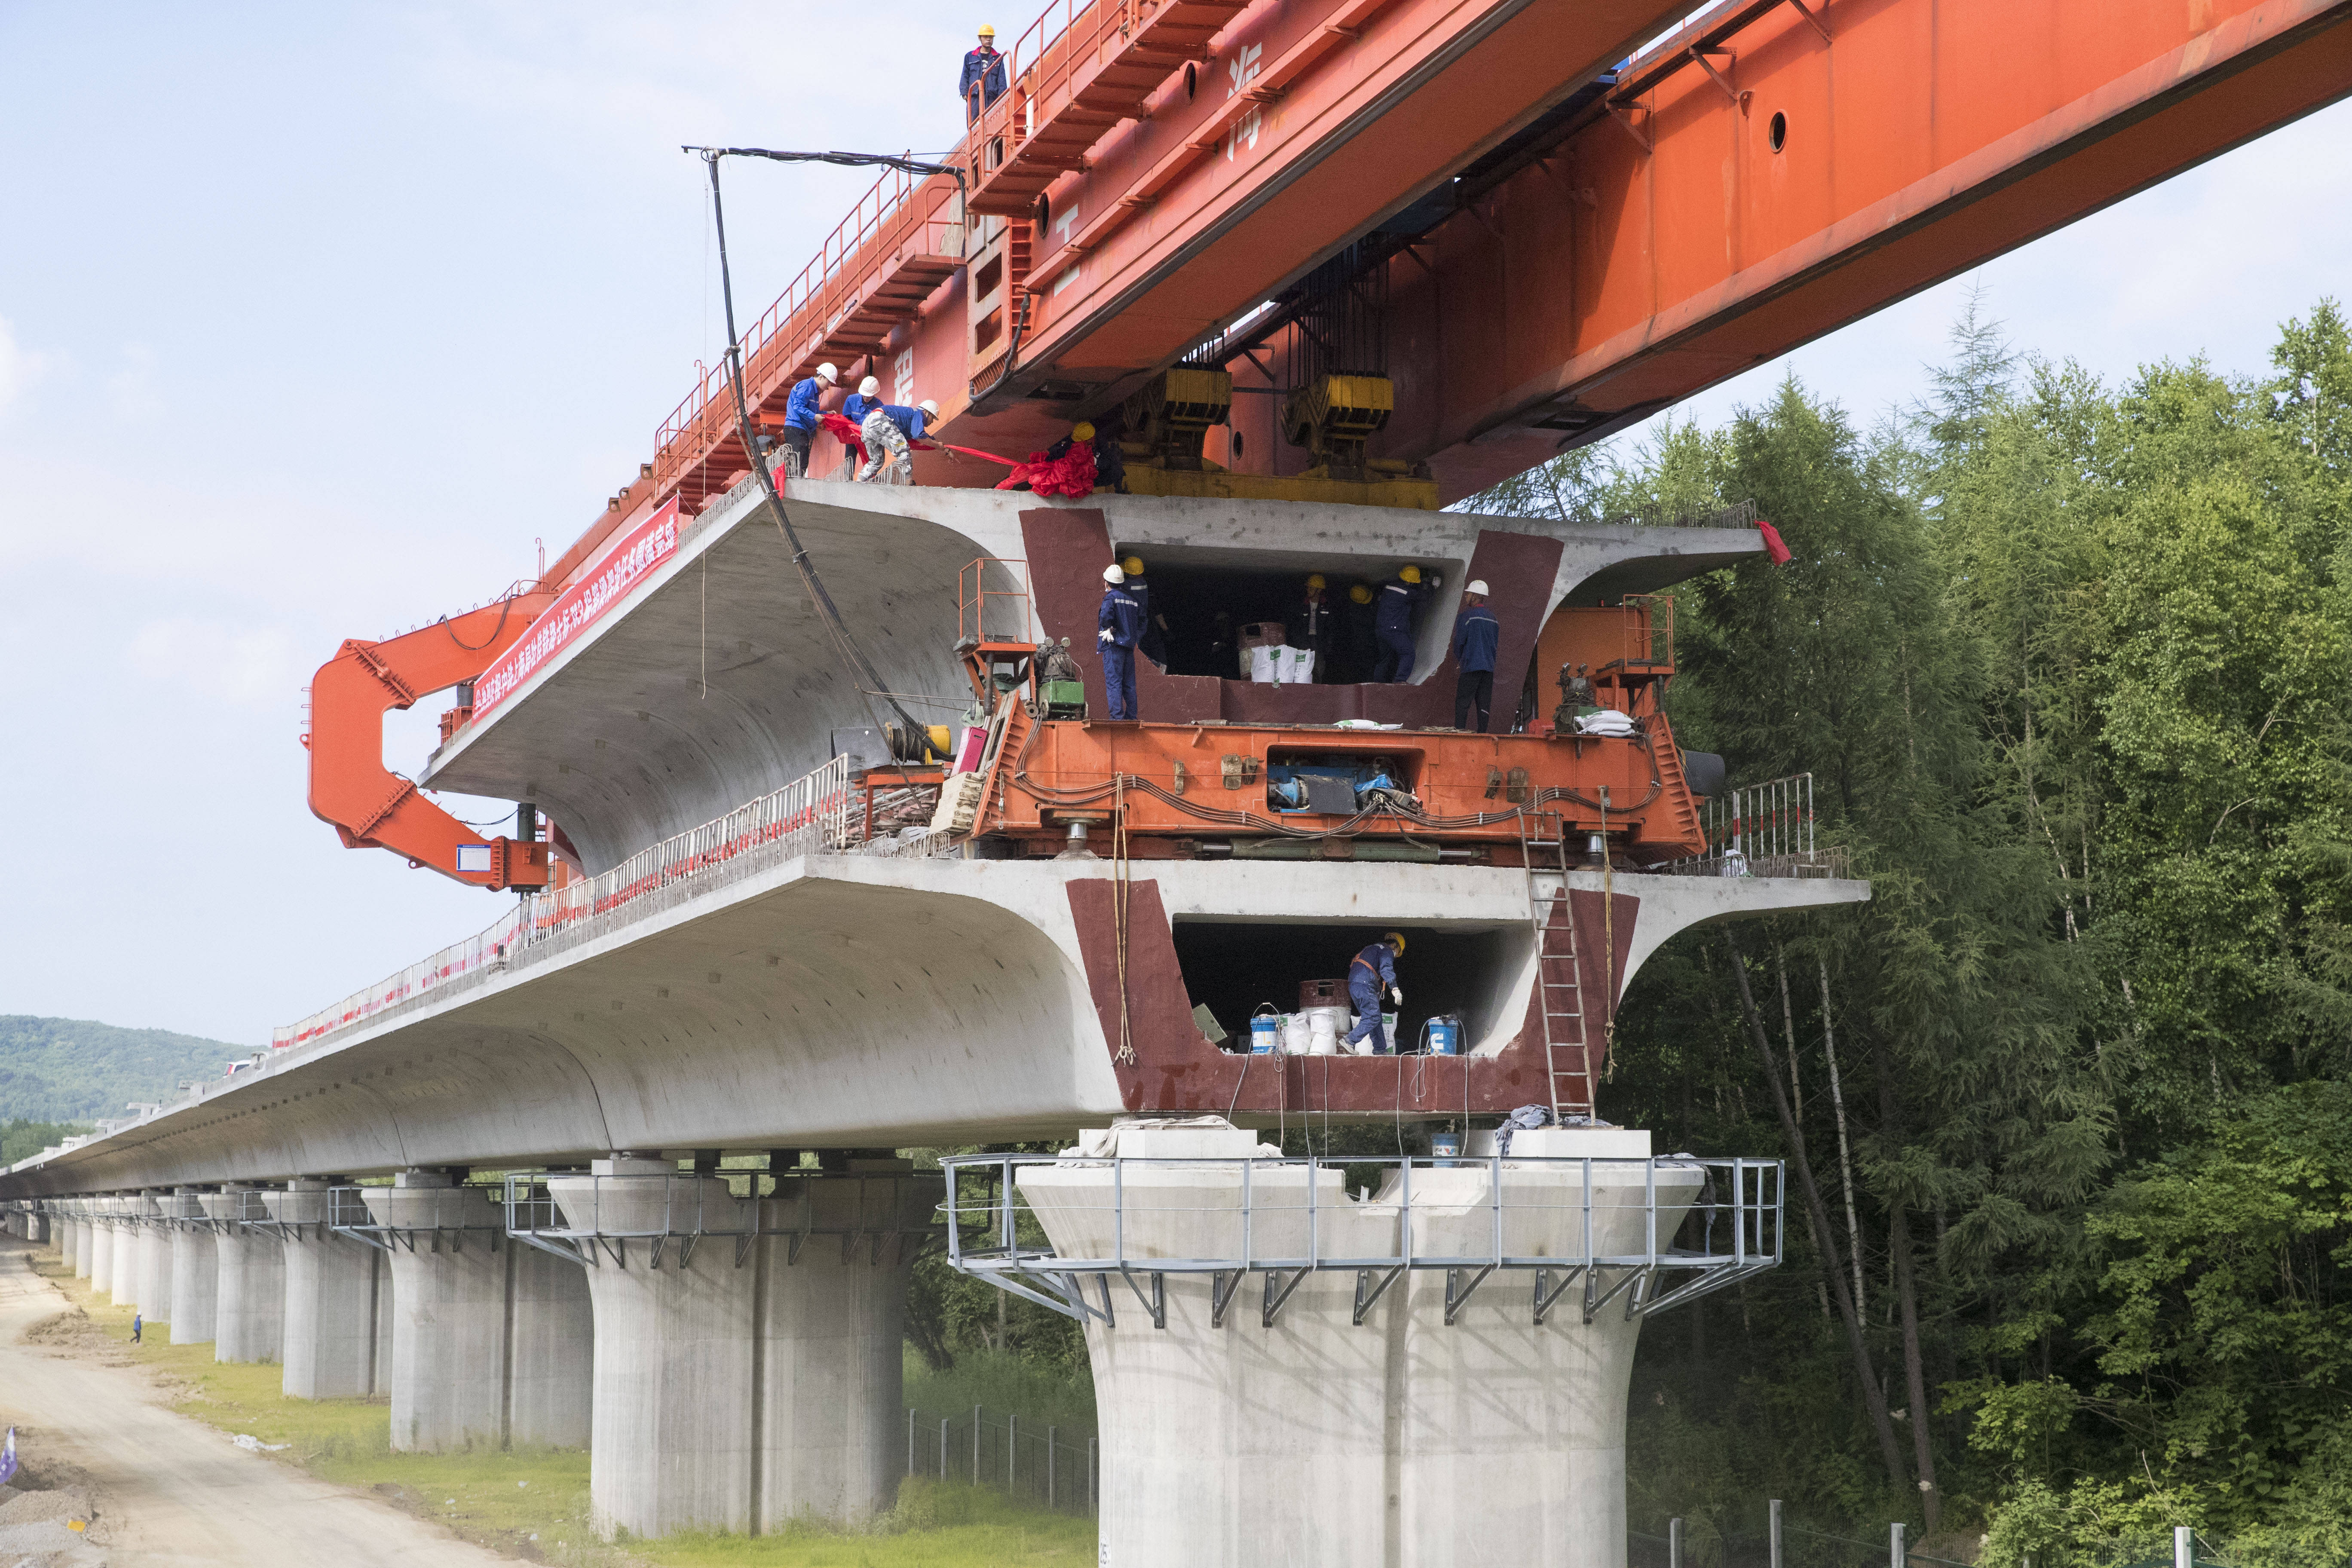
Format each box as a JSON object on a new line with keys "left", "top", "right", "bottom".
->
{"left": 1099, "top": 628, "right": 1114, "bottom": 643}
{"left": 1390, "top": 986, "right": 1404, "bottom": 1007}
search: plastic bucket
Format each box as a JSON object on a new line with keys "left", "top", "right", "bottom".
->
{"left": 1250, "top": 1007, "right": 1280, "bottom": 1055}
{"left": 1430, "top": 1131, "right": 1464, "bottom": 1166}
{"left": 1426, "top": 1016, "right": 1461, "bottom": 1056}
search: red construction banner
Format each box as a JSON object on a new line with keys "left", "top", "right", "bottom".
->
{"left": 476, "top": 498, "right": 681, "bottom": 717}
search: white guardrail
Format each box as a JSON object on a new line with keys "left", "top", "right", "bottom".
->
{"left": 274, "top": 755, "right": 853, "bottom": 1050}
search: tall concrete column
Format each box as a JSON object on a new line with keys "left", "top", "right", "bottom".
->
{"left": 506, "top": 1242, "right": 594, "bottom": 1449}
{"left": 90, "top": 1209, "right": 116, "bottom": 1294}
{"left": 135, "top": 1191, "right": 174, "bottom": 1323}
{"left": 1014, "top": 1123, "right": 1702, "bottom": 1568}
{"left": 363, "top": 1172, "right": 514, "bottom": 1452}
{"left": 109, "top": 1202, "right": 139, "bottom": 1305}
{"left": 202, "top": 1187, "right": 285, "bottom": 1364}
{"left": 166, "top": 1188, "right": 220, "bottom": 1346}
{"left": 548, "top": 1158, "right": 930, "bottom": 1541}
{"left": 266, "top": 1179, "right": 385, "bottom": 1399}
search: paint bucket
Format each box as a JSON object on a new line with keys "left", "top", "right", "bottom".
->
{"left": 1426, "top": 1015, "right": 1462, "bottom": 1056}
{"left": 1430, "top": 1131, "right": 1464, "bottom": 1166}
{"left": 1250, "top": 1006, "right": 1280, "bottom": 1055}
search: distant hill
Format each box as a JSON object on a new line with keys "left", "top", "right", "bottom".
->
{"left": 0, "top": 1016, "right": 251, "bottom": 1122}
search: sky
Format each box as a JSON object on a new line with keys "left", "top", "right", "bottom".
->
{"left": 1, "top": 4, "right": 2347, "bottom": 1048}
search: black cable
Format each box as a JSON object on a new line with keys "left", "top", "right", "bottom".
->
{"left": 698, "top": 150, "right": 925, "bottom": 744}
{"left": 683, "top": 146, "right": 967, "bottom": 193}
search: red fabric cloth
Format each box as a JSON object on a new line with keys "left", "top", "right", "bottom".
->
{"left": 1017, "top": 442, "right": 1097, "bottom": 499}
{"left": 819, "top": 410, "right": 868, "bottom": 466}
{"left": 1756, "top": 520, "right": 1792, "bottom": 565}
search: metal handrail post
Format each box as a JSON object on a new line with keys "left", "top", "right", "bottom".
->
{"left": 1491, "top": 1149, "right": 1504, "bottom": 1269}
{"left": 1770, "top": 1499, "right": 1783, "bottom": 1568}
{"left": 1734, "top": 1158, "right": 1747, "bottom": 1267}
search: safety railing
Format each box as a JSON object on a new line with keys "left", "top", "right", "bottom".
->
{"left": 965, "top": 0, "right": 1133, "bottom": 173}
{"left": 275, "top": 905, "right": 526, "bottom": 1048}
{"left": 1661, "top": 772, "right": 1848, "bottom": 879}
{"left": 651, "top": 166, "right": 964, "bottom": 498}
{"left": 940, "top": 1152, "right": 1781, "bottom": 1329}
{"left": 273, "top": 754, "right": 854, "bottom": 1053}
{"left": 328, "top": 1183, "right": 506, "bottom": 1255}
{"left": 502, "top": 1170, "right": 941, "bottom": 1271}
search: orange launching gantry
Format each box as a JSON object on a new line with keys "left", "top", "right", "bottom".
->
{"left": 305, "top": 593, "right": 561, "bottom": 891}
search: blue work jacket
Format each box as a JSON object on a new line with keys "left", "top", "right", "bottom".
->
{"left": 784, "top": 376, "right": 827, "bottom": 432}
{"left": 1350, "top": 943, "right": 1398, "bottom": 992}
{"left": 1451, "top": 602, "right": 1501, "bottom": 673}
{"left": 961, "top": 47, "right": 1008, "bottom": 107}
{"left": 842, "top": 392, "right": 877, "bottom": 425}
{"left": 1099, "top": 585, "right": 1145, "bottom": 648}
{"left": 1375, "top": 577, "right": 1431, "bottom": 637}
{"left": 875, "top": 403, "right": 930, "bottom": 442}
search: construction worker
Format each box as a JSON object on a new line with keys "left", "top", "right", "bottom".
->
{"left": 781, "top": 362, "right": 839, "bottom": 479}
{"left": 962, "top": 24, "right": 1007, "bottom": 122}
{"left": 1121, "top": 555, "right": 1170, "bottom": 668}
{"left": 1373, "top": 565, "right": 1440, "bottom": 683}
{"left": 1344, "top": 932, "right": 1407, "bottom": 1054}
{"left": 1098, "top": 563, "right": 1145, "bottom": 720}
{"left": 855, "top": 398, "right": 940, "bottom": 483}
{"left": 1287, "top": 573, "right": 1335, "bottom": 681}
{"left": 844, "top": 374, "right": 882, "bottom": 426}
{"left": 1451, "top": 579, "right": 1500, "bottom": 731}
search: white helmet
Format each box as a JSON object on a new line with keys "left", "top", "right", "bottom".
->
{"left": 858, "top": 375, "right": 880, "bottom": 397}
{"left": 815, "top": 363, "right": 839, "bottom": 383}
{"left": 1102, "top": 564, "right": 1126, "bottom": 584}
{"left": 1466, "top": 579, "right": 1490, "bottom": 596}
{"left": 919, "top": 398, "right": 940, "bottom": 417}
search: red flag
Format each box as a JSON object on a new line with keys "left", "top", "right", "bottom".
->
{"left": 1756, "top": 520, "right": 1792, "bottom": 565}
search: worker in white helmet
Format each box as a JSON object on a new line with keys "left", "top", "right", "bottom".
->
{"left": 1451, "top": 578, "right": 1501, "bottom": 731}
{"left": 962, "top": 24, "right": 1006, "bottom": 122}
{"left": 781, "top": 362, "right": 839, "bottom": 479}
{"left": 855, "top": 396, "right": 942, "bottom": 484}
{"left": 845, "top": 374, "right": 882, "bottom": 426}
{"left": 1097, "top": 563, "right": 1146, "bottom": 720}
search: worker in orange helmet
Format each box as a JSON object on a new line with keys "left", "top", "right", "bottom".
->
{"left": 962, "top": 24, "right": 1007, "bottom": 122}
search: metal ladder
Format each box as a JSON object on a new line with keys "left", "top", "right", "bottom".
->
{"left": 1518, "top": 812, "right": 1594, "bottom": 1123}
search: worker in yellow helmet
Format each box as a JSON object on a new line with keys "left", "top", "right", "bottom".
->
{"left": 1373, "top": 564, "right": 1441, "bottom": 683}
{"left": 962, "top": 25, "right": 1007, "bottom": 122}
{"left": 1118, "top": 554, "right": 1170, "bottom": 668}
{"left": 1288, "top": 572, "right": 1334, "bottom": 682}
{"left": 1344, "top": 931, "right": 1408, "bottom": 1055}
{"left": 1338, "top": 582, "right": 1378, "bottom": 682}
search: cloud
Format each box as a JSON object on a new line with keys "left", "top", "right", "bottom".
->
{"left": 0, "top": 316, "right": 49, "bottom": 412}
{"left": 124, "top": 619, "right": 303, "bottom": 708}
{"left": 106, "top": 343, "right": 163, "bottom": 420}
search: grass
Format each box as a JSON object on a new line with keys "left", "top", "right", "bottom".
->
{"left": 903, "top": 1347, "right": 1096, "bottom": 1436}
{"left": 22, "top": 1253, "right": 1096, "bottom": 1566}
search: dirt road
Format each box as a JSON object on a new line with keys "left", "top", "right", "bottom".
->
{"left": 0, "top": 1237, "right": 514, "bottom": 1568}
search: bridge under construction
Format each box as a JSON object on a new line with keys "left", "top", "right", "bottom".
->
{"left": 8, "top": 1, "right": 2351, "bottom": 1562}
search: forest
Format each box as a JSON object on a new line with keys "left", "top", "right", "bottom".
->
{"left": 911, "top": 297, "right": 2352, "bottom": 1566}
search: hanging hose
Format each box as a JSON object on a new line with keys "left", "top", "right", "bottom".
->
{"left": 697, "top": 148, "right": 926, "bottom": 746}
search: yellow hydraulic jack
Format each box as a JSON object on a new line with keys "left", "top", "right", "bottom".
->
{"left": 1113, "top": 368, "right": 1438, "bottom": 510}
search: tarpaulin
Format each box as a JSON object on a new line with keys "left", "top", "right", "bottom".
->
{"left": 820, "top": 410, "right": 868, "bottom": 466}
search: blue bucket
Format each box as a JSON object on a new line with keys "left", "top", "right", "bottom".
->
{"left": 1430, "top": 1131, "right": 1464, "bottom": 1167}
{"left": 1426, "top": 1016, "right": 1461, "bottom": 1055}
{"left": 1250, "top": 1007, "right": 1280, "bottom": 1055}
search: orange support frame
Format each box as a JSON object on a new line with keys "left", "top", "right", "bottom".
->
{"left": 305, "top": 594, "right": 558, "bottom": 891}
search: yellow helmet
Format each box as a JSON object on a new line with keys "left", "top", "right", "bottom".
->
{"left": 1383, "top": 931, "right": 1407, "bottom": 956}
{"left": 1121, "top": 555, "right": 1145, "bottom": 576}
{"left": 1349, "top": 583, "right": 1373, "bottom": 604}
{"left": 1305, "top": 573, "right": 1326, "bottom": 589}
{"left": 1400, "top": 564, "right": 1423, "bottom": 584}
{"left": 1073, "top": 421, "right": 1096, "bottom": 442}
{"left": 977, "top": 22, "right": 996, "bottom": 36}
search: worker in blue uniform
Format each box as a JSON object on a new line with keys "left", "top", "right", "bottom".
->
{"left": 962, "top": 25, "right": 1007, "bottom": 122}
{"left": 1450, "top": 579, "right": 1500, "bottom": 731}
{"left": 1344, "top": 932, "right": 1407, "bottom": 1054}
{"left": 780, "top": 362, "right": 839, "bottom": 478}
{"left": 855, "top": 398, "right": 940, "bottom": 483}
{"left": 1373, "top": 564, "right": 1440, "bottom": 683}
{"left": 843, "top": 374, "right": 882, "bottom": 426}
{"left": 1097, "top": 562, "right": 1145, "bottom": 720}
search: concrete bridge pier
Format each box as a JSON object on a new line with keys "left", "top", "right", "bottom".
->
{"left": 506, "top": 1240, "right": 594, "bottom": 1449}
{"left": 203, "top": 1186, "right": 286, "bottom": 1364}
{"left": 136, "top": 1192, "right": 175, "bottom": 1320}
{"left": 109, "top": 1201, "right": 138, "bottom": 1304}
{"left": 167, "top": 1188, "right": 220, "bottom": 1346}
{"left": 364, "top": 1173, "right": 518, "bottom": 1452}
{"left": 545, "top": 1158, "right": 931, "bottom": 1541}
{"left": 1013, "top": 1123, "right": 1705, "bottom": 1568}
{"left": 90, "top": 1207, "right": 116, "bottom": 1292}
{"left": 267, "top": 1179, "right": 388, "bottom": 1399}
